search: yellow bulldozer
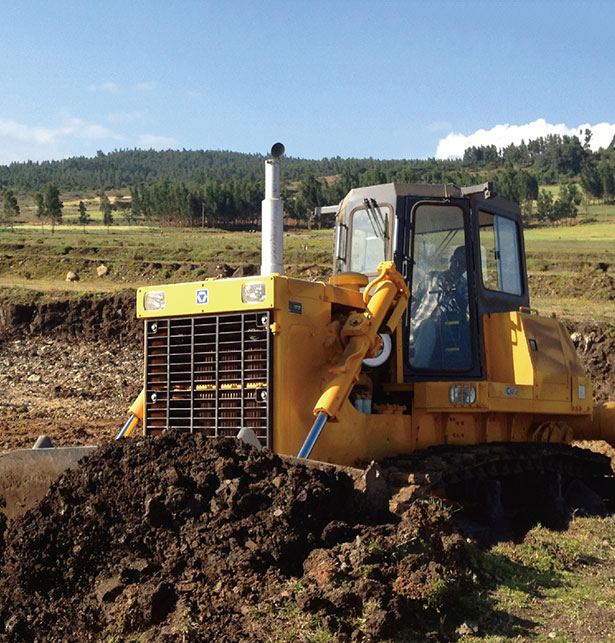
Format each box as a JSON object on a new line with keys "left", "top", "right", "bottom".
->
{"left": 115, "top": 143, "right": 615, "bottom": 533}
{"left": 2, "top": 144, "right": 614, "bottom": 532}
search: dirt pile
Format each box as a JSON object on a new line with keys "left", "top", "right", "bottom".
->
{"left": 566, "top": 320, "right": 615, "bottom": 403}
{"left": 0, "top": 435, "right": 468, "bottom": 642}
{"left": 0, "top": 289, "right": 142, "bottom": 343}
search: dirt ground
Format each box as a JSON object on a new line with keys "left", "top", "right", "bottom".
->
{"left": 0, "top": 291, "right": 142, "bottom": 451}
{"left": 0, "top": 293, "right": 614, "bottom": 641}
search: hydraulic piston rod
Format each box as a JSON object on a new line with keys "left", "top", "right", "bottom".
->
{"left": 297, "top": 412, "right": 328, "bottom": 459}
{"left": 116, "top": 389, "right": 145, "bottom": 440}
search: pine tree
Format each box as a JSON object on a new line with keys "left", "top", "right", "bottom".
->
{"left": 2, "top": 189, "right": 20, "bottom": 230}
{"left": 100, "top": 191, "right": 113, "bottom": 231}
{"left": 43, "top": 183, "right": 63, "bottom": 234}
{"left": 34, "top": 191, "right": 45, "bottom": 233}
{"left": 78, "top": 201, "right": 91, "bottom": 232}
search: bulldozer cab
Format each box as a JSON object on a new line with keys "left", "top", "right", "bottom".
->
{"left": 333, "top": 182, "right": 529, "bottom": 381}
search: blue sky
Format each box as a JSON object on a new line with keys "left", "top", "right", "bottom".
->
{"left": 1, "top": 0, "right": 614, "bottom": 164}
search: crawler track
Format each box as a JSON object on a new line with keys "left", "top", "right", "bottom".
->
{"left": 379, "top": 443, "right": 615, "bottom": 541}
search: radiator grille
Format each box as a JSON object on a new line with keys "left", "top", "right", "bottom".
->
{"left": 144, "top": 311, "right": 272, "bottom": 447}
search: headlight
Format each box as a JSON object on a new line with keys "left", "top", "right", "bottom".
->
{"left": 144, "top": 290, "right": 166, "bottom": 311}
{"left": 449, "top": 384, "right": 477, "bottom": 405}
{"left": 242, "top": 281, "right": 266, "bottom": 304}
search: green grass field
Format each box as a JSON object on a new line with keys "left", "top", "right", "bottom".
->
{"left": 0, "top": 225, "right": 334, "bottom": 299}
{"left": 525, "top": 221, "right": 615, "bottom": 242}
{"left": 2, "top": 194, "right": 615, "bottom": 322}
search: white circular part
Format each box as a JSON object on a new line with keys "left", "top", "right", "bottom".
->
{"left": 363, "top": 333, "right": 392, "bottom": 367}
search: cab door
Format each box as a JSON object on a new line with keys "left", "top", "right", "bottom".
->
{"left": 404, "top": 198, "right": 482, "bottom": 380}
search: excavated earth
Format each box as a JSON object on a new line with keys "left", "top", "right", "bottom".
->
{"left": 0, "top": 293, "right": 614, "bottom": 641}
{"left": 0, "top": 435, "right": 468, "bottom": 642}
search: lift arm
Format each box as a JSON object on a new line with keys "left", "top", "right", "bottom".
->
{"left": 298, "top": 262, "right": 410, "bottom": 458}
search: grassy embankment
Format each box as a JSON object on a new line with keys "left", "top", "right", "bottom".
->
{"left": 2, "top": 199, "right": 615, "bottom": 322}
{"left": 453, "top": 516, "right": 615, "bottom": 643}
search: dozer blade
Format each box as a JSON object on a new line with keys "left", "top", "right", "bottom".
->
{"left": 0, "top": 445, "right": 97, "bottom": 520}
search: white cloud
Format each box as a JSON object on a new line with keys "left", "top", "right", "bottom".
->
{"left": 0, "top": 114, "right": 180, "bottom": 163}
{"left": 135, "top": 81, "right": 156, "bottom": 91}
{"left": 435, "top": 118, "right": 615, "bottom": 159}
{"left": 0, "top": 115, "right": 121, "bottom": 164}
{"left": 59, "top": 115, "right": 117, "bottom": 139}
{"left": 0, "top": 119, "right": 57, "bottom": 146}
{"left": 88, "top": 81, "right": 119, "bottom": 93}
{"left": 138, "top": 134, "right": 180, "bottom": 149}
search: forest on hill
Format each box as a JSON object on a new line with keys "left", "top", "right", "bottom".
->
{"left": 1, "top": 131, "right": 615, "bottom": 228}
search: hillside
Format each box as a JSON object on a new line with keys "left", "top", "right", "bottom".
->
{"left": 0, "top": 148, "right": 469, "bottom": 192}
{"left": 0, "top": 133, "right": 611, "bottom": 198}
{"left": 1, "top": 134, "right": 614, "bottom": 230}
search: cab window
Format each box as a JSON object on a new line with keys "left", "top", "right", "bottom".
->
{"left": 348, "top": 204, "right": 391, "bottom": 273}
{"left": 479, "top": 212, "right": 522, "bottom": 295}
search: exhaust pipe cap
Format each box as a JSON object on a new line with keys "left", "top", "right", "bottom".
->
{"left": 270, "top": 142, "right": 285, "bottom": 158}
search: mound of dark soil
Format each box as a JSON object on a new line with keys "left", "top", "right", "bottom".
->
{"left": 565, "top": 320, "right": 615, "bottom": 403}
{"left": 0, "top": 436, "right": 468, "bottom": 642}
{"left": 0, "top": 290, "right": 142, "bottom": 342}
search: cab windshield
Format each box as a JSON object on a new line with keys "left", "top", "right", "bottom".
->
{"left": 348, "top": 203, "right": 391, "bottom": 274}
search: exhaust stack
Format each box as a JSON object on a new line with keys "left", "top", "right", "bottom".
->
{"left": 261, "top": 142, "right": 285, "bottom": 276}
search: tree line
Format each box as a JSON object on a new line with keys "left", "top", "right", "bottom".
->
{"left": 124, "top": 162, "right": 477, "bottom": 228}
{"left": 1, "top": 131, "right": 614, "bottom": 229}
{"left": 463, "top": 130, "right": 615, "bottom": 197}
{"left": 3, "top": 183, "right": 116, "bottom": 233}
